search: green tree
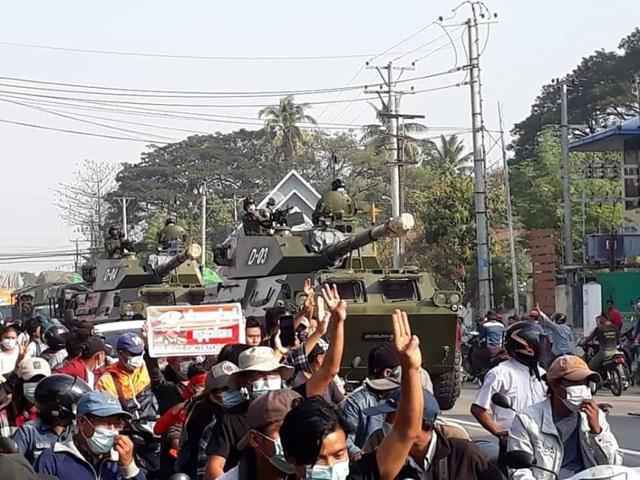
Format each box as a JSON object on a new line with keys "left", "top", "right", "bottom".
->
{"left": 259, "top": 96, "right": 316, "bottom": 159}
{"left": 422, "top": 134, "right": 472, "bottom": 174}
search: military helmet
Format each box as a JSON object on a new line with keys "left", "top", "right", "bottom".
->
{"left": 243, "top": 197, "right": 255, "bottom": 211}
{"left": 165, "top": 218, "right": 176, "bottom": 226}
{"left": 312, "top": 190, "right": 356, "bottom": 225}
{"left": 331, "top": 178, "right": 346, "bottom": 191}
{"left": 267, "top": 197, "right": 276, "bottom": 207}
{"left": 108, "top": 225, "right": 120, "bottom": 235}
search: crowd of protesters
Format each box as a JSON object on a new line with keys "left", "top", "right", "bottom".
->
{"left": 0, "top": 283, "right": 627, "bottom": 480}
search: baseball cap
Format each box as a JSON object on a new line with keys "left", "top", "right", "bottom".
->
{"left": 238, "top": 389, "right": 302, "bottom": 449}
{"left": 366, "top": 366, "right": 433, "bottom": 392}
{"left": 232, "top": 346, "right": 293, "bottom": 381}
{"left": 77, "top": 391, "right": 132, "bottom": 419}
{"left": 363, "top": 387, "right": 440, "bottom": 425}
{"left": 17, "top": 357, "right": 51, "bottom": 381}
{"left": 205, "top": 361, "right": 239, "bottom": 392}
{"left": 116, "top": 332, "right": 145, "bottom": 355}
{"left": 547, "top": 355, "right": 601, "bottom": 384}
{"left": 83, "top": 336, "right": 109, "bottom": 357}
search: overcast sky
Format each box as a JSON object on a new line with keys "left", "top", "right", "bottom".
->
{"left": 0, "top": 0, "right": 638, "bottom": 273}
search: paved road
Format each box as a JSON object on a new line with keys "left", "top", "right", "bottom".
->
{"left": 442, "top": 383, "right": 640, "bottom": 467}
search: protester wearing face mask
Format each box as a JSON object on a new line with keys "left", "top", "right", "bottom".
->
{"left": 34, "top": 391, "right": 146, "bottom": 480}
{"left": 0, "top": 324, "right": 21, "bottom": 374}
{"left": 508, "top": 355, "right": 622, "bottom": 479}
{"left": 13, "top": 374, "right": 91, "bottom": 465}
{"left": 218, "top": 389, "right": 301, "bottom": 480}
{"left": 204, "top": 347, "right": 293, "bottom": 479}
{"left": 281, "top": 310, "right": 424, "bottom": 480}
{"left": 96, "top": 332, "right": 161, "bottom": 477}
{"left": 56, "top": 336, "right": 109, "bottom": 388}
{"left": 7, "top": 358, "right": 51, "bottom": 431}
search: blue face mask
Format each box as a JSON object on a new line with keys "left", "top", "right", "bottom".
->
{"left": 23, "top": 382, "right": 37, "bottom": 404}
{"left": 221, "top": 389, "right": 246, "bottom": 408}
{"left": 256, "top": 432, "right": 295, "bottom": 474}
{"left": 305, "top": 461, "right": 350, "bottom": 480}
{"left": 251, "top": 377, "right": 281, "bottom": 398}
{"left": 82, "top": 418, "right": 117, "bottom": 454}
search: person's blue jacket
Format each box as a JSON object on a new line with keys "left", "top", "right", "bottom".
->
{"left": 34, "top": 438, "right": 146, "bottom": 480}
{"left": 11, "top": 418, "right": 73, "bottom": 464}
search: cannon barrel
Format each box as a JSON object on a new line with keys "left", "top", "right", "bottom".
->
{"left": 153, "top": 244, "right": 202, "bottom": 278}
{"left": 322, "top": 213, "right": 414, "bottom": 264}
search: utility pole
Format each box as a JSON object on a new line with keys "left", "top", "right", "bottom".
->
{"left": 116, "top": 197, "right": 133, "bottom": 239}
{"left": 560, "top": 81, "right": 574, "bottom": 271}
{"left": 498, "top": 102, "right": 519, "bottom": 315}
{"left": 467, "top": 6, "right": 492, "bottom": 316}
{"left": 364, "top": 61, "right": 420, "bottom": 268}
{"left": 200, "top": 183, "right": 207, "bottom": 268}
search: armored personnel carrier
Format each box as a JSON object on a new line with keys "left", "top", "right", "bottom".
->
{"left": 52, "top": 244, "right": 204, "bottom": 323}
{"left": 206, "top": 184, "right": 463, "bottom": 409}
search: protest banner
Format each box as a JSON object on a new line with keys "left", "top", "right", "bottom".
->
{"left": 146, "top": 303, "right": 244, "bottom": 357}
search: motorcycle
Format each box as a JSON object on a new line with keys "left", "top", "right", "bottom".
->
{"left": 578, "top": 339, "right": 630, "bottom": 396}
{"left": 620, "top": 326, "right": 638, "bottom": 385}
{"left": 504, "top": 450, "right": 640, "bottom": 479}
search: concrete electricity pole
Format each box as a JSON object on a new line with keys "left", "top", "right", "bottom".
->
{"left": 116, "top": 197, "right": 133, "bottom": 239}
{"left": 200, "top": 183, "right": 207, "bottom": 268}
{"left": 560, "top": 82, "right": 574, "bottom": 269}
{"left": 365, "top": 61, "right": 418, "bottom": 268}
{"left": 498, "top": 103, "right": 519, "bottom": 315}
{"left": 467, "top": 7, "right": 492, "bottom": 315}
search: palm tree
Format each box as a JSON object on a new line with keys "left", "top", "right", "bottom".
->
{"left": 423, "top": 134, "right": 473, "bottom": 174}
{"left": 360, "top": 102, "right": 430, "bottom": 161}
{"left": 259, "top": 96, "right": 316, "bottom": 158}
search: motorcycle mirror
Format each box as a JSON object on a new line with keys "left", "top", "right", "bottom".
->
{"left": 503, "top": 450, "right": 536, "bottom": 469}
{"left": 491, "top": 392, "right": 514, "bottom": 410}
{"left": 351, "top": 356, "right": 362, "bottom": 369}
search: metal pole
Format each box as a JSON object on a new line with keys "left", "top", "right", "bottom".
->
{"left": 468, "top": 14, "right": 491, "bottom": 316}
{"left": 498, "top": 102, "right": 519, "bottom": 315}
{"left": 122, "top": 198, "right": 129, "bottom": 239}
{"left": 387, "top": 62, "right": 401, "bottom": 268}
{"left": 201, "top": 184, "right": 207, "bottom": 268}
{"left": 233, "top": 192, "right": 238, "bottom": 223}
{"left": 561, "top": 82, "right": 574, "bottom": 270}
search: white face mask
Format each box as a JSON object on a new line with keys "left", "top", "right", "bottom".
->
{"left": 251, "top": 377, "right": 282, "bottom": 398}
{"left": 2, "top": 338, "right": 17, "bottom": 350}
{"left": 561, "top": 384, "right": 592, "bottom": 411}
{"left": 126, "top": 354, "right": 145, "bottom": 370}
{"left": 305, "top": 460, "right": 350, "bottom": 480}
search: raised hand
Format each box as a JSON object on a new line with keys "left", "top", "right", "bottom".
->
{"left": 321, "top": 284, "right": 347, "bottom": 323}
{"left": 391, "top": 309, "right": 421, "bottom": 370}
{"left": 316, "top": 311, "right": 331, "bottom": 336}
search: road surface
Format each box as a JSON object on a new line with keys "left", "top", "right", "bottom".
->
{"left": 442, "top": 382, "right": 640, "bottom": 467}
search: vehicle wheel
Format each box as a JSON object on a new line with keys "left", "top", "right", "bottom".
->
{"left": 609, "top": 367, "right": 623, "bottom": 396}
{"left": 433, "top": 351, "right": 463, "bottom": 410}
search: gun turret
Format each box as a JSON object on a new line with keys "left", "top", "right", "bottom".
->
{"left": 153, "top": 244, "right": 202, "bottom": 279}
{"left": 322, "top": 213, "right": 415, "bottom": 265}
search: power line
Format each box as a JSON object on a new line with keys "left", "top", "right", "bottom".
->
{"left": 0, "top": 117, "right": 167, "bottom": 143}
{"left": 0, "top": 69, "right": 457, "bottom": 98}
{"left": 0, "top": 40, "right": 417, "bottom": 61}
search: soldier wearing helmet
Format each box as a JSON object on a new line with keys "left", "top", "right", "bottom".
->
{"left": 471, "top": 321, "right": 547, "bottom": 439}
{"left": 104, "top": 226, "right": 121, "bottom": 258}
{"left": 157, "top": 218, "right": 187, "bottom": 252}
{"left": 242, "top": 197, "right": 271, "bottom": 236}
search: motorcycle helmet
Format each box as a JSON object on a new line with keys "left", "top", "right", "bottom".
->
{"left": 42, "top": 323, "right": 70, "bottom": 351}
{"left": 505, "top": 321, "right": 545, "bottom": 376}
{"left": 34, "top": 374, "right": 91, "bottom": 427}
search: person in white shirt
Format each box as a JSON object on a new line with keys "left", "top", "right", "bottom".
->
{"left": 0, "top": 324, "right": 22, "bottom": 375}
{"left": 471, "top": 321, "right": 547, "bottom": 438}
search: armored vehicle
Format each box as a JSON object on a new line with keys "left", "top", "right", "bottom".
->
{"left": 51, "top": 244, "right": 204, "bottom": 323}
{"left": 206, "top": 185, "right": 463, "bottom": 409}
